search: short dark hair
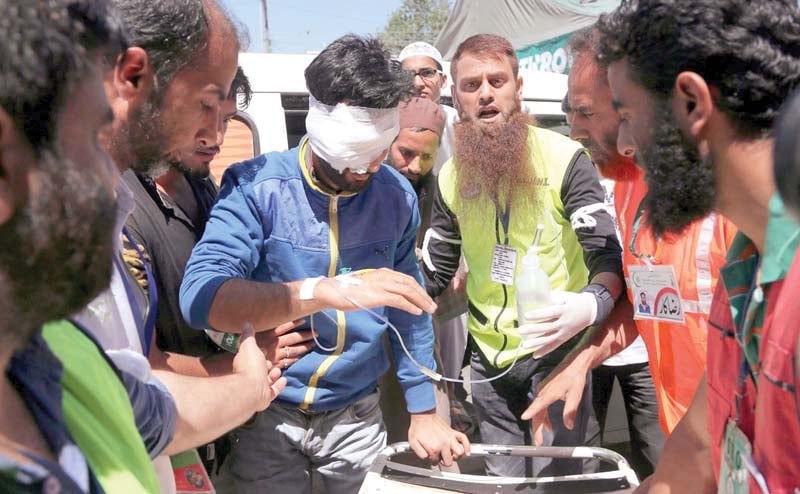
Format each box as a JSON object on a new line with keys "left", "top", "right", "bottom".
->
{"left": 774, "top": 89, "right": 800, "bottom": 216}
{"left": 0, "top": 0, "right": 126, "bottom": 151}
{"left": 597, "top": 0, "right": 800, "bottom": 138}
{"left": 229, "top": 66, "right": 252, "bottom": 109}
{"left": 111, "top": 0, "right": 241, "bottom": 89}
{"left": 451, "top": 34, "right": 519, "bottom": 81}
{"left": 305, "top": 34, "right": 412, "bottom": 109}
{"left": 567, "top": 27, "right": 601, "bottom": 60}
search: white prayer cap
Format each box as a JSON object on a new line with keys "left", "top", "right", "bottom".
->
{"left": 398, "top": 42, "right": 444, "bottom": 69}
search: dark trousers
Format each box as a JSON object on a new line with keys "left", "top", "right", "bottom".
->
{"left": 470, "top": 343, "right": 592, "bottom": 478}
{"left": 585, "top": 362, "right": 665, "bottom": 479}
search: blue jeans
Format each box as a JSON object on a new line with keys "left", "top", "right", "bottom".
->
{"left": 228, "top": 391, "right": 386, "bottom": 494}
{"left": 470, "top": 341, "right": 592, "bottom": 477}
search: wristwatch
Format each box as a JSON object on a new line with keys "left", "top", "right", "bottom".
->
{"left": 581, "top": 283, "right": 615, "bottom": 323}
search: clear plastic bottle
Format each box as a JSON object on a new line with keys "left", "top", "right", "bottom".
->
{"left": 516, "top": 246, "right": 552, "bottom": 323}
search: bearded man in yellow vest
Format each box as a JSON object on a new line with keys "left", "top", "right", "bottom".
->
{"left": 422, "top": 34, "right": 625, "bottom": 478}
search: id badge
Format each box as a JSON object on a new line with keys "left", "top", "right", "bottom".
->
{"left": 628, "top": 264, "right": 685, "bottom": 324}
{"left": 718, "top": 421, "right": 752, "bottom": 494}
{"left": 490, "top": 244, "right": 517, "bottom": 285}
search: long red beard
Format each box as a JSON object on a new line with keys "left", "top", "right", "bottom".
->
{"left": 599, "top": 156, "right": 643, "bottom": 182}
{"left": 453, "top": 110, "right": 536, "bottom": 204}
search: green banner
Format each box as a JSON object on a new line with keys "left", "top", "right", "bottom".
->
{"left": 548, "top": 0, "right": 620, "bottom": 16}
{"left": 516, "top": 33, "right": 573, "bottom": 74}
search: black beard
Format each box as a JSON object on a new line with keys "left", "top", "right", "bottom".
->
{"left": 127, "top": 93, "right": 169, "bottom": 177}
{"left": 170, "top": 158, "right": 211, "bottom": 180}
{"left": 640, "top": 104, "right": 715, "bottom": 237}
{"left": 0, "top": 148, "right": 116, "bottom": 347}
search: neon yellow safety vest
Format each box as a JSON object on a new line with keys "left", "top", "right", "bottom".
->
{"left": 42, "top": 321, "right": 161, "bottom": 493}
{"left": 438, "top": 125, "right": 589, "bottom": 367}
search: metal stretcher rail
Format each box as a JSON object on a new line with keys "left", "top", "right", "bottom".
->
{"left": 359, "top": 442, "right": 640, "bottom": 494}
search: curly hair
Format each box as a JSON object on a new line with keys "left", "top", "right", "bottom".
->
{"left": 305, "top": 34, "right": 413, "bottom": 109}
{"left": 597, "top": 0, "right": 800, "bottom": 138}
{"left": 0, "top": 0, "right": 127, "bottom": 150}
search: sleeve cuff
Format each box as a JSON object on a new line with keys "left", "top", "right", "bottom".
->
{"left": 180, "top": 275, "right": 231, "bottom": 330}
{"left": 402, "top": 379, "right": 437, "bottom": 414}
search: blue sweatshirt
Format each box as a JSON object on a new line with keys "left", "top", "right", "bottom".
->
{"left": 180, "top": 139, "right": 436, "bottom": 413}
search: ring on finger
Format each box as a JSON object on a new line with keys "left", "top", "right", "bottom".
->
{"left": 282, "top": 358, "right": 289, "bottom": 369}
{"left": 284, "top": 346, "right": 291, "bottom": 359}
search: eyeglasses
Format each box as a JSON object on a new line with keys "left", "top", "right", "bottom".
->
{"left": 406, "top": 68, "right": 442, "bottom": 81}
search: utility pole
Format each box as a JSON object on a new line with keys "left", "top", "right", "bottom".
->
{"left": 260, "top": 0, "right": 271, "bottom": 52}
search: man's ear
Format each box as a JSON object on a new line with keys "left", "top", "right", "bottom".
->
{"left": 113, "top": 47, "right": 156, "bottom": 103}
{"left": 440, "top": 72, "right": 448, "bottom": 89}
{"left": 672, "top": 71, "right": 713, "bottom": 141}
{"left": 516, "top": 75, "right": 524, "bottom": 102}
{"left": 0, "top": 107, "right": 27, "bottom": 225}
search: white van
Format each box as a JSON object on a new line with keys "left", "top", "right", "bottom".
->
{"left": 213, "top": 52, "right": 568, "bottom": 181}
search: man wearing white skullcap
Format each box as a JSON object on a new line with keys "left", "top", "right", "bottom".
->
{"left": 398, "top": 41, "right": 459, "bottom": 175}
{"left": 180, "top": 34, "right": 469, "bottom": 494}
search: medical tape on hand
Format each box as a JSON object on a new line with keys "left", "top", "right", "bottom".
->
{"left": 334, "top": 273, "right": 363, "bottom": 288}
{"left": 305, "top": 95, "right": 399, "bottom": 174}
{"left": 299, "top": 276, "right": 324, "bottom": 300}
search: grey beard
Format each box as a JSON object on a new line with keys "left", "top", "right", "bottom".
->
{"left": 143, "top": 160, "right": 171, "bottom": 180}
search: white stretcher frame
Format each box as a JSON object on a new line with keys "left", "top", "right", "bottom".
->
{"left": 359, "top": 442, "right": 640, "bottom": 494}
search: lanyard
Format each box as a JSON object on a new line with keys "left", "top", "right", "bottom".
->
{"left": 628, "top": 196, "right": 661, "bottom": 265}
{"left": 120, "top": 227, "right": 157, "bottom": 355}
{"left": 494, "top": 197, "right": 512, "bottom": 246}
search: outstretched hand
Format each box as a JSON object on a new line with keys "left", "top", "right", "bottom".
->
{"left": 520, "top": 356, "right": 589, "bottom": 446}
{"left": 314, "top": 268, "right": 437, "bottom": 316}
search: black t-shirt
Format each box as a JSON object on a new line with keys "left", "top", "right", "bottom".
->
{"left": 123, "top": 170, "right": 220, "bottom": 356}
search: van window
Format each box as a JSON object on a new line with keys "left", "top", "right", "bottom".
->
{"left": 281, "top": 94, "right": 309, "bottom": 149}
{"left": 211, "top": 112, "right": 259, "bottom": 184}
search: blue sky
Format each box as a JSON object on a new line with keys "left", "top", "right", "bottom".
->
{"left": 222, "top": 0, "right": 404, "bottom": 53}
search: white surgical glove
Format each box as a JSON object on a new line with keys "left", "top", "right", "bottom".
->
{"left": 517, "top": 290, "right": 598, "bottom": 358}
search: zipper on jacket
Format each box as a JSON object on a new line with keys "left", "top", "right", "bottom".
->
{"left": 301, "top": 195, "right": 346, "bottom": 409}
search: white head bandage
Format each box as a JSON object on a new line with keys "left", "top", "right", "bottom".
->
{"left": 306, "top": 95, "right": 399, "bottom": 174}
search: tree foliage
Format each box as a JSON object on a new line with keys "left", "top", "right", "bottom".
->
{"left": 379, "top": 0, "right": 451, "bottom": 55}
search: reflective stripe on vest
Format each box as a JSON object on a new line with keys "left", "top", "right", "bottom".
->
{"left": 696, "top": 214, "right": 717, "bottom": 314}
{"left": 616, "top": 178, "right": 735, "bottom": 433}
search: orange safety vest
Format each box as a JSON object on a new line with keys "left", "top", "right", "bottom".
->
{"left": 615, "top": 178, "right": 737, "bottom": 433}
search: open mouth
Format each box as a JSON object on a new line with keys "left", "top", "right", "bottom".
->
{"left": 478, "top": 108, "right": 500, "bottom": 120}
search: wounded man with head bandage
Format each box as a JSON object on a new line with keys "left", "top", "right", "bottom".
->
{"left": 179, "top": 34, "right": 470, "bottom": 494}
